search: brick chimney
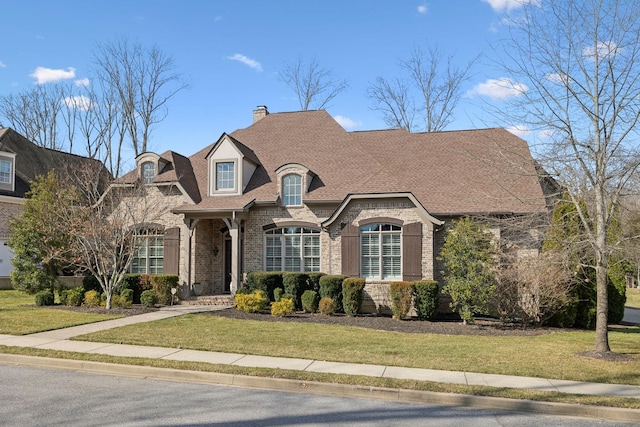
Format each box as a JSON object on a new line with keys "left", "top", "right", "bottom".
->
{"left": 253, "top": 105, "right": 269, "bottom": 123}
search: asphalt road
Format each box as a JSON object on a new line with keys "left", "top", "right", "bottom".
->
{"left": 0, "top": 365, "right": 632, "bottom": 427}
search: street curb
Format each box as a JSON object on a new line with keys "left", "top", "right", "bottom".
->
{"left": 1, "top": 354, "right": 639, "bottom": 424}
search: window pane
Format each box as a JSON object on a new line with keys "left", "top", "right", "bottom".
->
{"left": 216, "top": 162, "right": 235, "bottom": 190}
{"left": 0, "top": 160, "right": 11, "bottom": 184}
{"left": 283, "top": 174, "right": 302, "bottom": 206}
{"left": 265, "top": 227, "right": 320, "bottom": 272}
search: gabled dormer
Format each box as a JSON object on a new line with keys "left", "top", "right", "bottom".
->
{"left": 135, "top": 152, "right": 169, "bottom": 185}
{"left": 205, "top": 133, "right": 260, "bottom": 197}
{"left": 0, "top": 149, "right": 16, "bottom": 194}
{"left": 275, "top": 163, "right": 316, "bottom": 207}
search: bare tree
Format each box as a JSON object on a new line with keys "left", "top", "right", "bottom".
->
{"left": 93, "top": 37, "right": 188, "bottom": 157}
{"left": 497, "top": 0, "right": 640, "bottom": 353}
{"left": 279, "top": 57, "right": 348, "bottom": 111}
{"left": 0, "top": 84, "right": 67, "bottom": 150}
{"left": 368, "top": 45, "right": 477, "bottom": 132}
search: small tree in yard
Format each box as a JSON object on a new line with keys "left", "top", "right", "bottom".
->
{"left": 439, "top": 217, "right": 497, "bottom": 324}
{"left": 9, "top": 166, "right": 162, "bottom": 309}
{"left": 8, "top": 172, "right": 75, "bottom": 295}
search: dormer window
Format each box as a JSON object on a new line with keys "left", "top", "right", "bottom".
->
{"left": 215, "top": 160, "right": 236, "bottom": 192}
{"left": 0, "top": 159, "right": 11, "bottom": 184}
{"left": 142, "top": 161, "right": 155, "bottom": 184}
{"left": 282, "top": 174, "right": 302, "bottom": 206}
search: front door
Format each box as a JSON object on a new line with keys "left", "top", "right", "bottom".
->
{"left": 223, "top": 236, "right": 232, "bottom": 293}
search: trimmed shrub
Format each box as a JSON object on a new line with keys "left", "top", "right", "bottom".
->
{"left": 140, "top": 289, "right": 158, "bottom": 307}
{"left": 318, "top": 296, "right": 336, "bottom": 315}
{"left": 35, "top": 289, "right": 54, "bottom": 306}
{"left": 307, "top": 272, "right": 326, "bottom": 294}
{"left": 301, "top": 290, "right": 319, "bottom": 313}
{"left": 319, "top": 275, "right": 347, "bottom": 313}
{"left": 150, "top": 275, "right": 180, "bottom": 305}
{"left": 413, "top": 280, "right": 439, "bottom": 320}
{"left": 390, "top": 281, "right": 413, "bottom": 319}
{"left": 82, "top": 275, "right": 102, "bottom": 293}
{"left": 342, "top": 278, "right": 366, "bottom": 316}
{"left": 66, "top": 286, "right": 85, "bottom": 307}
{"left": 58, "top": 289, "right": 69, "bottom": 306}
{"left": 235, "top": 290, "right": 269, "bottom": 313}
{"left": 83, "top": 290, "right": 101, "bottom": 307}
{"left": 115, "top": 288, "right": 134, "bottom": 308}
{"left": 273, "top": 287, "right": 284, "bottom": 302}
{"left": 283, "top": 272, "right": 309, "bottom": 309}
{"left": 271, "top": 298, "right": 295, "bottom": 317}
{"left": 121, "top": 274, "right": 142, "bottom": 304}
{"left": 235, "top": 286, "right": 251, "bottom": 295}
{"left": 245, "top": 271, "right": 283, "bottom": 301}
{"left": 608, "top": 276, "right": 626, "bottom": 325}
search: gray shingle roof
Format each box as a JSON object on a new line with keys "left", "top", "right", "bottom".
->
{"left": 0, "top": 127, "right": 111, "bottom": 198}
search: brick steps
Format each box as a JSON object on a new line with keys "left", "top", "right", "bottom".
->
{"left": 182, "top": 295, "right": 235, "bottom": 307}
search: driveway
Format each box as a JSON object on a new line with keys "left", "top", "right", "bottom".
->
{"left": 623, "top": 306, "right": 640, "bottom": 325}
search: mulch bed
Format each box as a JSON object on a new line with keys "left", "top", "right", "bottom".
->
{"left": 49, "top": 304, "right": 561, "bottom": 336}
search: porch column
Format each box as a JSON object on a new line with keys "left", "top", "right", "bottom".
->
{"left": 224, "top": 217, "right": 242, "bottom": 294}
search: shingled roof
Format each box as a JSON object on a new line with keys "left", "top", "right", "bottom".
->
{"left": 0, "top": 127, "right": 111, "bottom": 198}
{"left": 176, "top": 110, "right": 548, "bottom": 216}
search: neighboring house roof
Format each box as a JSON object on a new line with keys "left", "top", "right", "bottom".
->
{"left": 0, "top": 127, "right": 111, "bottom": 198}
{"left": 175, "top": 109, "right": 549, "bottom": 216}
{"left": 116, "top": 150, "right": 202, "bottom": 204}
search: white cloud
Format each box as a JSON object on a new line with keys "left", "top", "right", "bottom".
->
{"left": 469, "top": 77, "right": 528, "bottom": 99}
{"left": 30, "top": 66, "right": 76, "bottom": 84}
{"left": 62, "top": 95, "right": 93, "bottom": 111}
{"left": 482, "top": 0, "right": 533, "bottom": 13}
{"left": 506, "top": 125, "right": 531, "bottom": 137}
{"left": 334, "top": 115, "right": 361, "bottom": 130}
{"left": 417, "top": 5, "right": 428, "bottom": 14}
{"left": 584, "top": 41, "right": 620, "bottom": 60}
{"left": 0, "top": 61, "right": 6, "bottom": 68}
{"left": 227, "top": 54, "right": 263, "bottom": 72}
{"left": 75, "top": 78, "right": 90, "bottom": 87}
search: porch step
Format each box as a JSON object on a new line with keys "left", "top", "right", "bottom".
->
{"left": 183, "top": 295, "right": 235, "bottom": 307}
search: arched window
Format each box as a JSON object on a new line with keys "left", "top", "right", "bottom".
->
{"left": 360, "top": 223, "right": 402, "bottom": 279}
{"left": 141, "top": 162, "right": 155, "bottom": 184}
{"left": 265, "top": 227, "right": 320, "bottom": 272}
{"left": 282, "top": 174, "right": 302, "bottom": 206}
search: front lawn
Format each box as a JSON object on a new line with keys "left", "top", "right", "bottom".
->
{"left": 76, "top": 312, "right": 640, "bottom": 386}
{"left": 0, "top": 290, "right": 122, "bottom": 335}
{"left": 627, "top": 288, "right": 640, "bottom": 309}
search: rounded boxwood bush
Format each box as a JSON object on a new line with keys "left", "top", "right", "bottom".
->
{"left": 35, "top": 289, "right": 54, "bottom": 306}
{"left": 140, "top": 289, "right": 158, "bottom": 307}
{"left": 301, "top": 290, "right": 319, "bottom": 313}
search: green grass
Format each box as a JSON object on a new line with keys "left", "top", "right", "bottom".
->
{"left": 76, "top": 313, "right": 640, "bottom": 386}
{"left": 0, "top": 290, "right": 122, "bottom": 335}
{"left": 627, "top": 288, "right": 640, "bottom": 309}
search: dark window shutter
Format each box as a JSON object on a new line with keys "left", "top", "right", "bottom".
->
{"left": 163, "top": 227, "right": 180, "bottom": 275}
{"left": 402, "top": 222, "right": 422, "bottom": 281}
{"left": 341, "top": 223, "right": 359, "bottom": 277}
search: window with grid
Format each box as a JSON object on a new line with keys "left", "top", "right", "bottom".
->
{"left": 282, "top": 174, "right": 302, "bottom": 206}
{"left": 0, "top": 159, "right": 11, "bottom": 184}
{"left": 131, "top": 233, "right": 164, "bottom": 274}
{"left": 265, "top": 227, "right": 320, "bottom": 272}
{"left": 215, "top": 161, "right": 235, "bottom": 191}
{"left": 360, "top": 223, "right": 401, "bottom": 279}
{"left": 141, "top": 162, "right": 155, "bottom": 185}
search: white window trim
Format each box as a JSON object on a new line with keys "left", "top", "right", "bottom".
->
{"left": 0, "top": 158, "right": 13, "bottom": 185}
{"left": 264, "top": 227, "right": 321, "bottom": 272}
{"left": 212, "top": 159, "right": 238, "bottom": 195}
{"left": 141, "top": 161, "right": 156, "bottom": 185}
{"left": 282, "top": 173, "right": 303, "bottom": 207}
{"left": 360, "top": 224, "right": 403, "bottom": 280}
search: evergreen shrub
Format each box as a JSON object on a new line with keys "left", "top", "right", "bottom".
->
{"left": 342, "top": 277, "right": 365, "bottom": 316}
{"left": 413, "top": 280, "right": 439, "bottom": 320}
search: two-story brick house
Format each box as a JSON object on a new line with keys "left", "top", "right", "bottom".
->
{"left": 115, "top": 106, "right": 552, "bottom": 312}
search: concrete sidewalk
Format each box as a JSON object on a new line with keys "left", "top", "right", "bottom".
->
{"left": 0, "top": 304, "right": 638, "bottom": 400}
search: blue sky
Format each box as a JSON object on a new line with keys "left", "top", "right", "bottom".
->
{"left": 1, "top": 0, "right": 529, "bottom": 161}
